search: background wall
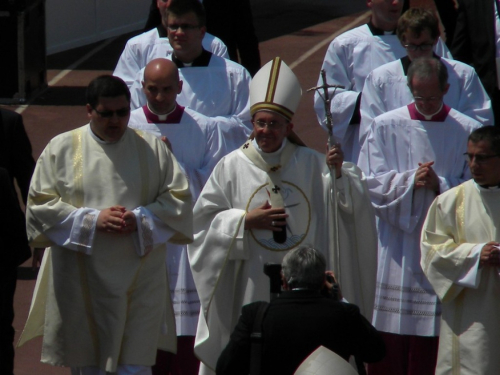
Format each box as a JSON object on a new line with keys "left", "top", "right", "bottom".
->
{"left": 46, "top": 0, "right": 150, "bottom": 54}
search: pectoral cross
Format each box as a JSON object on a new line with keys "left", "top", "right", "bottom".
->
{"left": 272, "top": 185, "right": 280, "bottom": 194}
{"left": 243, "top": 143, "right": 249, "bottom": 149}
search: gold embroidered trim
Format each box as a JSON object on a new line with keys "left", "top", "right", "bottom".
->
{"left": 266, "top": 57, "right": 281, "bottom": 103}
{"left": 76, "top": 213, "right": 96, "bottom": 250}
{"left": 456, "top": 184, "right": 465, "bottom": 243}
{"left": 71, "top": 128, "right": 84, "bottom": 207}
{"left": 140, "top": 216, "right": 154, "bottom": 255}
{"left": 250, "top": 102, "right": 293, "bottom": 121}
{"left": 450, "top": 184, "right": 465, "bottom": 374}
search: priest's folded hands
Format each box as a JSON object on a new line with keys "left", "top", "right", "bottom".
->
{"left": 479, "top": 242, "right": 500, "bottom": 267}
{"left": 97, "top": 205, "right": 137, "bottom": 233}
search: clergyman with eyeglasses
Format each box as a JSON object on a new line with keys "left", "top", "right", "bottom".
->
{"left": 421, "top": 125, "right": 500, "bottom": 375}
{"left": 357, "top": 57, "right": 484, "bottom": 375}
{"left": 17, "top": 75, "right": 194, "bottom": 375}
{"left": 359, "top": 7, "right": 493, "bottom": 148}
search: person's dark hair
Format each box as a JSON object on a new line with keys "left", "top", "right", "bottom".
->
{"left": 167, "top": 0, "right": 206, "bottom": 27}
{"left": 468, "top": 126, "right": 500, "bottom": 154}
{"left": 281, "top": 246, "right": 326, "bottom": 290}
{"left": 396, "top": 8, "right": 439, "bottom": 42}
{"left": 86, "top": 75, "right": 130, "bottom": 109}
{"left": 407, "top": 57, "right": 448, "bottom": 92}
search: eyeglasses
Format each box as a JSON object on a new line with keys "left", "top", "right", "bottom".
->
{"left": 404, "top": 43, "right": 434, "bottom": 52}
{"left": 93, "top": 108, "right": 130, "bottom": 118}
{"left": 167, "top": 23, "right": 200, "bottom": 32}
{"left": 253, "top": 119, "right": 287, "bottom": 130}
{"left": 463, "top": 153, "right": 500, "bottom": 164}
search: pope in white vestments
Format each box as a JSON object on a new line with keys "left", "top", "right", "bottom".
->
{"left": 314, "top": 3, "right": 451, "bottom": 164}
{"left": 421, "top": 126, "right": 500, "bottom": 375}
{"left": 188, "top": 57, "right": 378, "bottom": 374}
{"left": 18, "top": 76, "right": 193, "bottom": 375}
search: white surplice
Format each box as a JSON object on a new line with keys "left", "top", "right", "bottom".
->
{"left": 357, "top": 104, "right": 482, "bottom": 337}
{"left": 360, "top": 56, "right": 493, "bottom": 147}
{"left": 314, "top": 23, "right": 452, "bottom": 164}
{"left": 130, "top": 53, "right": 251, "bottom": 153}
{"left": 114, "top": 27, "right": 228, "bottom": 89}
{"left": 18, "top": 125, "right": 193, "bottom": 372}
{"left": 421, "top": 180, "right": 500, "bottom": 375}
{"left": 188, "top": 139, "right": 378, "bottom": 373}
{"left": 129, "top": 105, "right": 226, "bottom": 336}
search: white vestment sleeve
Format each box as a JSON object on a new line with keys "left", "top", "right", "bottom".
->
{"left": 210, "top": 39, "right": 229, "bottom": 59}
{"left": 133, "top": 206, "right": 175, "bottom": 257}
{"left": 200, "top": 68, "right": 253, "bottom": 149}
{"left": 113, "top": 41, "right": 144, "bottom": 89}
{"left": 456, "top": 66, "right": 494, "bottom": 124}
{"left": 455, "top": 243, "right": 483, "bottom": 288}
{"left": 421, "top": 192, "right": 481, "bottom": 303}
{"left": 44, "top": 208, "right": 99, "bottom": 254}
{"left": 314, "top": 38, "right": 360, "bottom": 146}
{"left": 130, "top": 69, "right": 146, "bottom": 110}
{"left": 180, "top": 124, "right": 227, "bottom": 201}
{"left": 359, "top": 71, "right": 393, "bottom": 148}
{"left": 359, "top": 129, "right": 422, "bottom": 233}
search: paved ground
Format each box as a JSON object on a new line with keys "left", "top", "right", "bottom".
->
{"left": 4, "top": 0, "right": 434, "bottom": 373}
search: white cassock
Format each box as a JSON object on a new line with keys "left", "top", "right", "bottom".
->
{"left": 130, "top": 51, "right": 252, "bottom": 153}
{"left": 357, "top": 103, "right": 482, "bottom": 337}
{"left": 421, "top": 180, "right": 500, "bottom": 375}
{"left": 188, "top": 138, "right": 378, "bottom": 374}
{"left": 114, "top": 26, "right": 229, "bottom": 88}
{"left": 129, "top": 104, "right": 226, "bottom": 336}
{"left": 18, "top": 125, "right": 193, "bottom": 372}
{"left": 314, "top": 23, "right": 452, "bottom": 164}
{"left": 360, "top": 56, "right": 493, "bottom": 147}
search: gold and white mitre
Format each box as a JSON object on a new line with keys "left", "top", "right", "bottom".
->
{"left": 250, "top": 57, "right": 302, "bottom": 121}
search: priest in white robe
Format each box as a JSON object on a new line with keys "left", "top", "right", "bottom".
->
{"left": 421, "top": 126, "right": 500, "bottom": 375}
{"left": 113, "top": 0, "right": 228, "bottom": 89}
{"left": 360, "top": 8, "right": 492, "bottom": 148}
{"left": 314, "top": 4, "right": 451, "bottom": 164}
{"left": 129, "top": 58, "right": 227, "bottom": 375}
{"left": 129, "top": 0, "right": 252, "bottom": 154}
{"left": 17, "top": 75, "right": 193, "bottom": 375}
{"left": 188, "top": 57, "right": 378, "bottom": 375}
{"left": 358, "top": 57, "right": 482, "bottom": 375}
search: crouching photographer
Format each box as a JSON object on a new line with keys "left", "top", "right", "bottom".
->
{"left": 216, "top": 246, "right": 385, "bottom": 375}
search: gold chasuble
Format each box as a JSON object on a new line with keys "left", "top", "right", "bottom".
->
{"left": 19, "top": 125, "right": 193, "bottom": 372}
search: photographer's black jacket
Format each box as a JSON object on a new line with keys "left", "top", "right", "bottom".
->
{"left": 216, "top": 290, "right": 385, "bottom": 375}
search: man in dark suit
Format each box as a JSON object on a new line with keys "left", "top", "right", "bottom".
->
{"left": 451, "top": 0, "right": 499, "bottom": 124}
{"left": 0, "top": 108, "right": 35, "bottom": 375}
{"left": 0, "top": 108, "right": 35, "bottom": 202}
{"left": 203, "top": 0, "right": 261, "bottom": 76}
{"left": 216, "top": 246, "right": 385, "bottom": 375}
